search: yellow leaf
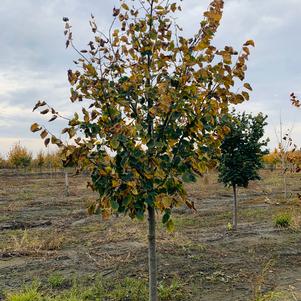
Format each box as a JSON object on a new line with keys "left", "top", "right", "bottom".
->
{"left": 242, "top": 91, "right": 250, "bottom": 100}
{"left": 222, "top": 52, "right": 232, "bottom": 64}
{"left": 149, "top": 107, "right": 156, "bottom": 117}
{"left": 112, "top": 179, "right": 120, "bottom": 188}
{"left": 170, "top": 3, "right": 177, "bottom": 12}
{"left": 244, "top": 40, "right": 255, "bottom": 47}
{"left": 121, "top": 3, "right": 129, "bottom": 10}
{"left": 166, "top": 219, "right": 175, "bottom": 232}
{"left": 30, "top": 123, "right": 41, "bottom": 133}
{"left": 162, "top": 196, "right": 172, "bottom": 208}
{"left": 195, "top": 41, "right": 207, "bottom": 51}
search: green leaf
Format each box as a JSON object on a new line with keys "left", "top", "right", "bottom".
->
{"left": 110, "top": 199, "right": 119, "bottom": 210}
{"left": 162, "top": 211, "right": 170, "bottom": 224}
{"left": 166, "top": 219, "right": 175, "bottom": 232}
{"left": 110, "top": 137, "right": 120, "bottom": 150}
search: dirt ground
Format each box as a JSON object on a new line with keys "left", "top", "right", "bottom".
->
{"left": 0, "top": 169, "right": 300, "bottom": 300}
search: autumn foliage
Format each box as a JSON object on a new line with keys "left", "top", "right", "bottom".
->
{"left": 7, "top": 142, "right": 32, "bottom": 169}
{"left": 31, "top": 0, "right": 255, "bottom": 225}
{"left": 263, "top": 149, "right": 301, "bottom": 172}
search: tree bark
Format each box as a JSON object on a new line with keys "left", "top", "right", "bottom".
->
{"left": 148, "top": 205, "right": 157, "bottom": 301}
{"left": 232, "top": 184, "right": 238, "bottom": 230}
{"left": 65, "top": 170, "right": 69, "bottom": 197}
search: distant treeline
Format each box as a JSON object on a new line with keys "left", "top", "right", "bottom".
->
{"left": 1, "top": 142, "right": 300, "bottom": 173}
{"left": 262, "top": 149, "right": 301, "bottom": 172}
{"left": 0, "top": 142, "right": 64, "bottom": 170}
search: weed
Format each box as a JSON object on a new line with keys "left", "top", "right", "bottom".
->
{"left": 227, "top": 222, "right": 233, "bottom": 231}
{"left": 274, "top": 212, "right": 292, "bottom": 228}
{"left": 254, "top": 291, "right": 282, "bottom": 301}
{"left": 158, "top": 278, "right": 186, "bottom": 300}
{"left": 5, "top": 284, "right": 42, "bottom": 301}
{"left": 107, "top": 277, "right": 148, "bottom": 300}
{"left": 48, "top": 273, "right": 68, "bottom": 289}
{"left": 251, "top": 259, "right": 279, "bottom": 301}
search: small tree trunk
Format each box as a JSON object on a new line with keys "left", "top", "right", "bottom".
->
{"left": 283, "top": 171, "right": 287, "bottom": 200}
{"left": 65, "top": 171, "right": 69, "bottom": 197}
{"left": 147, "top": 205, "right": 157, "bottom": 301}
{"left": 232, "top": 184, "right": 238, "bottom": 230}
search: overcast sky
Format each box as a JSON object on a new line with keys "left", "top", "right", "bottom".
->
{"left": 0, "top": 0, "right": 300, "bottom": 157}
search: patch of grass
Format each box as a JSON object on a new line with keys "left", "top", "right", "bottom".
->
{"left": 107, "top": 277, "right": 148, "bottom": 300}
{"left": 158, "top": 278, "right": 186, "bottom": 300}
{"left": 174, "top": 216, "right": 201, "bottom": 228}
{"left": 254, "top": 291, "right": 283, "bottom": 301}
{"left": 5, "top": 284, "right": 42, "bottom": 301}
{"left": 241, "top": 207, "right": 269, "bottom": 220}
{"left": 274, "top": 212, "right": 292, "bottom": 228}
{"left": 4, "top": 277, "right": 189, "bottom": 301}
{"left": 48, "top": 273, "right": 68, "bottom": 289}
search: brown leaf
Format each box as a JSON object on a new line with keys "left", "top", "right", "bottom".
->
{"left": 44, "top": 138, "right": 50, "bottom": 147}
{"left": 243, "top": 83, "right": 253, "bottom": 91}
{"left": 40, "top": 109, "right": 49, "bottom": 115}
{"left": 30, "top": 123, "right": 41, "bottom": 133}
{"left": 49, "top": 115, "right": 57, "bottom": 122}
{"left": 40, "top": 130, "right": 48, "bottom": 139}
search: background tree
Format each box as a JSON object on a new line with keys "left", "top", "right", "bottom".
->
{"left": 0, "top": 155, "right": 6, "bottom": 169}
{"left": 287, "top": 149, "right": 301, "bottom": 173}
{"left": 45, "top": 151, "right": 63, "bottom": 172}
{"left": 7, "top": 142, "right": 32, "bottom": 170}
{"left": 275, "top": 115, "right": 296, "bottom": 200}
{"left": 31, "top": 0, "right": 254, "bottom": 299}
{"left": 218, "top": 112, "right": 268, "bottom": 230}
{"left": 262, "top": 149, "right": 280, "bottom": 171}
{"left": 34, "top": 150, "right": 45, "bottom": 171}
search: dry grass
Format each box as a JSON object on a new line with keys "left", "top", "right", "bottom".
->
{"left": 3, "top": 229, "right": 64, "bottom": 256}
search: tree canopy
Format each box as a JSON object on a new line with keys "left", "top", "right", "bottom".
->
{"left": 218, "top": 111, "right": 268, "bottom": 188}
{"left": 7, "top": 142, "right": 32, "bottom": 169}
{"left": 31, "top": 0, "right": 255, "bottom": 228}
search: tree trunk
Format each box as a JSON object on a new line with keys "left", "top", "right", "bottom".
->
{"left": 232, "top": 184, "right": 238, "bottom": 230}
{"left": 147, "top": 205, "right": 157, "bottom": 301}
{"left": 65, "top": 171, "right": 69, "bottom": 197}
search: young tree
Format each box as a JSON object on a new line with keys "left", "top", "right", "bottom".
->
{"left": 0, "top": 155, "right": 6, "bottom": 169}
{"left": 31, "top": 1, "right": 254, "bottom": 299}
{"left": 34, "top": 150, "right": 45, "bottom": 171}
{"left": 7, "top": 142, "right": 32, "bottom": 170}
{"left": 218, "top": 112, "right": 268, "bottom": 230}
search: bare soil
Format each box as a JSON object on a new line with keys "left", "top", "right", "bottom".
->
{"left": 0, "top": 170, "right": 300, "bottom": 300}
